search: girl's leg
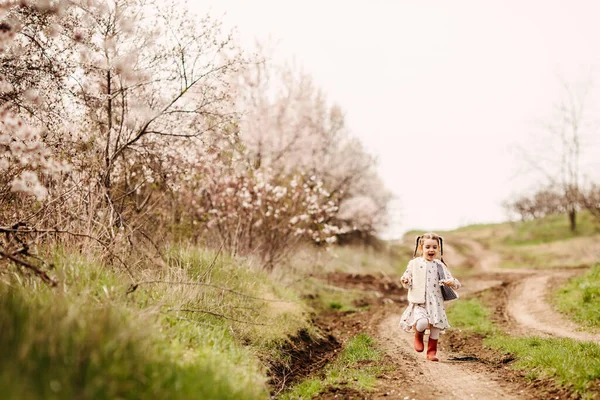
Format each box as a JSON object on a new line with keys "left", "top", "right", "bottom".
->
{"left": 426, "top": 327, "right": 441, "bottom": 361}
{"left": 415, "top": 318, "right": 429, "bottom": 333}
{"left": 413, "top": 318, "right": 428, "bottom": 352}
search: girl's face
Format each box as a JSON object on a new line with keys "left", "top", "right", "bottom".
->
{"left": 421, "top": 238, "right": 439, "bottom": 261}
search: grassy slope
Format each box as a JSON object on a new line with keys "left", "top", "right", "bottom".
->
{"left": 0, "top": 242, "right": 403, "bottom": 400}
{"left": 0, "top": 246, "right": 312, "bottom": 400}
{"left": 553, "top": 264, "right": 600, "bottom": 330}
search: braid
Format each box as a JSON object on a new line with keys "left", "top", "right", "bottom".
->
{"left": 439, "top": 236, "right": 447, "bottom": 265}
{"left": 413, "top": 235, "right": 421, "bottom": 257}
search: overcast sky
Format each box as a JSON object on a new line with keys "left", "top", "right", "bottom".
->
{"left": 191, "top": 0, "right": 600, "bottom": 238}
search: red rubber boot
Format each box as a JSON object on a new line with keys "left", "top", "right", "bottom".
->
{"left": 414, "top": 330, "right": 425, "bottom": 352}
{"left": 426, "top": 338, "right": 439, "bottom": 361}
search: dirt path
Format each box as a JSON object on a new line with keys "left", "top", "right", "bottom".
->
{"left": 377, "top": 314, "right": 524, "bottom": 400}
{"left": 312, "top": 265, "right": 536, "bottom": 399}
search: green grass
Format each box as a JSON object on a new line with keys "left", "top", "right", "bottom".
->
{"left": 293, "top": 273, "right": 370, "bottom": 314}
{"left": 0, "top": 246, "right": 314, "bottom": 400}
{"left": 162, "top": 246, "right": 312, "bottom": 346}
{"left": 446, "top": 298, "right": 498, "bottom": 335}
{"left": 553, "top": 264, "right": 600, "bottom": 330}
{"left": 280, "top": 334, "right": 384, "bottom": 400}
{"left": 486, "top": 336, "right": 600, "bottom": 399}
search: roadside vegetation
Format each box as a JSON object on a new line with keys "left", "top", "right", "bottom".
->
{"left": 1, "top": 1, "right": 393, "bottom": 399}
{"left": 0, "top": 240, "right": 402, "bottom": 399}
{"left": 0, "top": 247, "right": 311, "bottom": 399}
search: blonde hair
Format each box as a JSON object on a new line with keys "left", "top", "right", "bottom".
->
{"left": 413, "top": 232, "right": 445, "bottom": 264}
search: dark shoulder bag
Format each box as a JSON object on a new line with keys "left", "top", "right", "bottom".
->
{"left": 437, "top": 262, "right": 458, "bottom": 301}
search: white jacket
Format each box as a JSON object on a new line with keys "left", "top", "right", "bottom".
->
{"left": 401, "top": 257, "right": 460, "bottom": 304}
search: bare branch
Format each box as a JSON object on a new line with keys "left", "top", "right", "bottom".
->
{"left": 0, "top": 249, "right": 57, "bottom": 286}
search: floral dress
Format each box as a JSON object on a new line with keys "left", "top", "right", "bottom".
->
{"left": 398, "top": 258, "right": 461, "bottom": 333}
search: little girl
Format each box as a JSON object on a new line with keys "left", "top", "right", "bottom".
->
{"left": 399, "top": 232, "right": 461, "bottom": 361}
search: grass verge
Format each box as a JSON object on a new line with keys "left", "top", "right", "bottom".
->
{"left": 446, "top": 298, "right": 497, "bottom": 336}
{"left": 279, "top": 333, "right": 385, "bottom": 399}
{"left": 552, "top": 264, "right": 600, "bottom": 330}
{"left": 486, "top": 336, "right": 600, "bottom": 398}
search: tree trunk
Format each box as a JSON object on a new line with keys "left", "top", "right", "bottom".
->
{"left": 568, "top": 207, "right": 577, "bottom": 232}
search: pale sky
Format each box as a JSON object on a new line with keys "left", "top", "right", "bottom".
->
{"left": 191, "top": 0, "right": 600, "bottom": 238}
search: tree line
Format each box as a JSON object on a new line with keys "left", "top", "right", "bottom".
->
{"left": 0, "top": 0, "right": 391, "bottom": 280}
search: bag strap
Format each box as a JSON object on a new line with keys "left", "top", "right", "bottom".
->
{"left": 436, "top": 261, "right": 447, "bottom": 281}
